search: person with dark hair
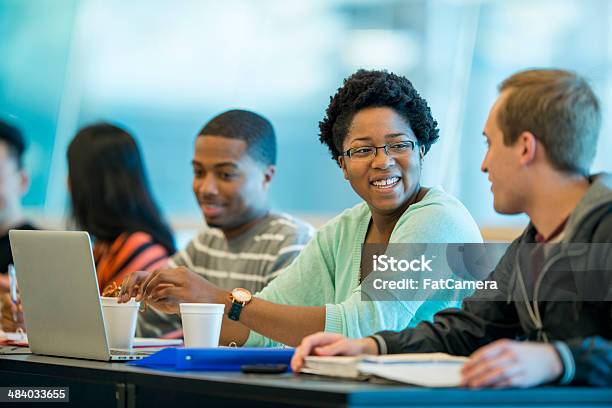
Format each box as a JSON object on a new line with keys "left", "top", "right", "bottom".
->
{"left": 188, "top": 109, "right": 280, "bottom": 233}
{"left": 120, "top": 71, "right": 481, "bottom": 347}
{"left": 292, "top": 69, "right": 612, "bottom": 388}
{"left": 67, "top": 123, "right": 176, "bottom": 292}
{"left": 122, "top": 110, "right": 314, "bottom": 337}
{"left": 1, "top": 122, "right": 175, "bottom": 332}
{"left": 0, "top": 118, "right": 36, "bottom": 292}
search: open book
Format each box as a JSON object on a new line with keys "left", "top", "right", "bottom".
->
{"left": 302, "top": 353, "right": 468, "bottom": 387}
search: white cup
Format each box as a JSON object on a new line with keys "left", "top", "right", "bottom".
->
{"left": 100, "top": 297, "right": 140, "bottom": 350}
{"left": 179, "top": 303, "right": 225, "bottom": 348}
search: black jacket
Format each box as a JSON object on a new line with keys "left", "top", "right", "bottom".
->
{"left": 375, "top": 173, "right": 612, "bottom": 386}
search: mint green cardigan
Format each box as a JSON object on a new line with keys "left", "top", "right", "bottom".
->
{"left": 245, "top": 186, "right": 483, "bottom": 347}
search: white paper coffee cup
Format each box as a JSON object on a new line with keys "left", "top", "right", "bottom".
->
{"left": 101, "top": 297, "right": 140, "bottom": 350}
{"left": 179, "top": 303, "right": 225, "bottom": 348}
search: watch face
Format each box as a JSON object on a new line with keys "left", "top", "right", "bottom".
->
{"left": 232, "top": 288, "right": 251, "bottom": 303}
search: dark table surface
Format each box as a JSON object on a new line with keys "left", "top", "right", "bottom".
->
{"left": 1, "top": 353, "right": 612, "bottom": 407}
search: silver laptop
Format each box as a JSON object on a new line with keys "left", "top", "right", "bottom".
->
{"left": 9, "top": 230, "right": 150, "bottom": 361}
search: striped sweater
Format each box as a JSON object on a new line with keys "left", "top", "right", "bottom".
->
{"left": 137, "top": 213, "right": 314, "bottom": 337}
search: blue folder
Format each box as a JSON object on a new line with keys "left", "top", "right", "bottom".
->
{"left": 128, "top": 347, "right": 294, "bottom": 371}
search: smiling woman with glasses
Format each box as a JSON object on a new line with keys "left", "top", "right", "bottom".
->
{"left": 120, "top": 69, "right": 483, "bottom": 349}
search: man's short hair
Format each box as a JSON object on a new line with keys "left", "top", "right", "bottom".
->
{"left": 0, "top": 118, "right": 26, "bottom": 169}
{"left": 198, "top": 109, "right": 276, "bottom": 166}
{"left": 498, "top": 69, "right": 601, "bottom": 175}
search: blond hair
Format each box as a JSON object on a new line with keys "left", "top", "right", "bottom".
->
{"left": 498, "top": 69, "right": 600, "bottom": 175}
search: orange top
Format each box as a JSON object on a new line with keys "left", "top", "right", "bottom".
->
{"left": 94, "top": 231, "right": 170, "bottom": 295}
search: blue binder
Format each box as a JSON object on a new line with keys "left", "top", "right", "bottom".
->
{"left": 128, "top": 347, "right": 294, "bottom": 371}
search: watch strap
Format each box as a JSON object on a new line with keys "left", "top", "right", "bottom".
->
{"left": 228, "top": 299, "right": 244, "bottom": 321}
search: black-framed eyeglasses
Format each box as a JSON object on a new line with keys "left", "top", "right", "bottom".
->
{"left": 341, "top": 141, "right": 417, "bottom": 160}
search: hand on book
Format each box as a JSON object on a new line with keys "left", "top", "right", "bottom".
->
{"left": 291, "top": 332, "right": 378, "bottom": 372}
{"left": 460, "top": 339, "right": 563, "bottom": 388}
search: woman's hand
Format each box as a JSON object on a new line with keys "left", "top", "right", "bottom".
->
{"left": 121, "top": 267, "right": 227, "bottom": 314}
{"left": 118, "top": 270, "right": 150, "bottom": 303}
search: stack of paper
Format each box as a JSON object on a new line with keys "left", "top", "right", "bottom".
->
{"left": 302, "top": 353, "right": 468, "bottom": 387}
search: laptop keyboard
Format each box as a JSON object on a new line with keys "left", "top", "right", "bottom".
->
{"left": 111, "top": 349, "right": 151, "bottom": 356}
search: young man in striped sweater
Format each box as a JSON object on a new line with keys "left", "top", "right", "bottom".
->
{"left": 134, "top": 110, "right": 313, "bottom": 337}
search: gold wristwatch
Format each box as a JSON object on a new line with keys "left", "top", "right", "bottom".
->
{"left": 228, "top": 288, "right": 252, "bottom": 321}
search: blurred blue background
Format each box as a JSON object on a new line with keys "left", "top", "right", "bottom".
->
{"left": 1, "top": 0, "right": 611, "bottom": 239}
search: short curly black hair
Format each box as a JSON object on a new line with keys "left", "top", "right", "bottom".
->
{"left": 199, "top": 109, "right": 276, "bottom": 166}
{"left": 319, "top": 69, "right": 439, "bottom": 164}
